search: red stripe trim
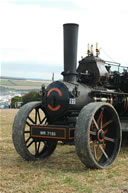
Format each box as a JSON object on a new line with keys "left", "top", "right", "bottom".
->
{"left": 48, "top": 104, "right": 61, "bottom": 111}
{"left": 47, "top": 88, "right": 62, "bottom": 96}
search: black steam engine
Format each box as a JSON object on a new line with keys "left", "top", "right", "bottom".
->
{"left": 12, "top": 24, "right": 128, "bottom": 169}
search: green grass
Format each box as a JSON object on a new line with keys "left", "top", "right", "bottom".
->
{"left": 0, "top": 109, "right": 128, "bottom": 193}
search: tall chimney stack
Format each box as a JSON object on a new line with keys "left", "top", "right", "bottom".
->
{"left": 62, "top": 23, "right": 79, "bottom": 82}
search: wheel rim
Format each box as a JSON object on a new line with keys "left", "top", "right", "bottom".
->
{"left": 75, "top": 102, "right": 121, "bottom": 169}
{"left": 13, "top": 102, "right": 57, "bottom": 160}
{"left": 89, "top": 105, "right": 120, "bottom": 166}
{"left": 24, "top": 106, "right": 51, "bottom": 157}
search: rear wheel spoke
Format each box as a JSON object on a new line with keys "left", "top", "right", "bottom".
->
{"left": 96, "top": 143, "right": 100, "bottom": 159}
{"left": 102, "top": 120, "right": 113, "bottom": 129}
{"left": 103, "top": 141, "right": 106, "bottom": 150}
{"left": 90, "top": 139, "right": 96, "bottom": 146}
{"left": 104, "top": 129, "right": 108, "bottom": 134}
{"left": 100, "top": 115, "right": 103, "bottom": 130}
{"left": 92, "top": 118, "right": 100, "bottom": 131}
{"left": 104, "top": 136, "right": 115, "bottom": 143}
{"left": 93, "top": 141, "right": 97, "bottom": 159}
{"left": 90, "top": 130, "right": 96, "bottom": 135}
{"left": 99, "top": 144, "right": 108, "bottom": 159}
{"left": 97, "top": 111, "right": 103, "bottom": 125}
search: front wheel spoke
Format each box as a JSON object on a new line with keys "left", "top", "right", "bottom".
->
{"left": 28, "top": 116, "right": 35, "bottom": 124}
{"left": 40, "top": 116, "right": 46, "bottom": 124}
{"left": 26, "top": 121, "right": 31, "bottom": 127}
{"left": 37, "top": 142, "right": 41, "bottom": 152}
{"left": 27, "top": 139, "right": 34, "bottom": 148}
{"left": 24, "top": 130, "right": 30, "bottom": 133}
{"left": 44, "top": 141, "right": 49, "bottom": 149}
{"left": 35, "top": 109, "right": 38, "bottom": 123}
{"left": 102, "top": 120, "right": 113, "bottom": 129}
{"left": 104, "top": 136, "right": 115, "bottom": 143}
{"left": 35, "top": 142, "right": 38, "bottom": 155}
{"left": 37, "top": 109, "right": 41, "bottom": 124}
{"left": 99, "top": 144, "right": 108, "bottom": 159}
{"left": 25, "top": 136, "right": 31, "bottom": 144}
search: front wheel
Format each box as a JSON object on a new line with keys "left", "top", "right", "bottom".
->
{"left": 75, "top": 102, "right": 122, "bottom": 169}
{"left": 12, "top": 101, "right": 57, "bottom": 160}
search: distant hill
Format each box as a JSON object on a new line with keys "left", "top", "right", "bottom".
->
{"left": 0, "top": 77, "right": 51, "bottom": 91}
{"left": 0, "top": 76, "right": 50, "bottom": 81}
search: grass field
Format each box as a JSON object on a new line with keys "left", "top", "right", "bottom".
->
{"left": 0, "top": 79, "right": 51, "bottom": 90}
{"left": 0, "top": 109, "right": 128, "bottom": 193}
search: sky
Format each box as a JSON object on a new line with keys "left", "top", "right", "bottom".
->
{"left": 0, "top": 0, "right": 128, "bottom": 80}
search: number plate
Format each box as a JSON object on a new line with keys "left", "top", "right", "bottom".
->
{"left": 31, "top": 125, "right": 66, "bottom": 139}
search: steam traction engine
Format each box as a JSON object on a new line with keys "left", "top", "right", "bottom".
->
{"left": 12, "top": 24, "right": 128, "bottom": 169}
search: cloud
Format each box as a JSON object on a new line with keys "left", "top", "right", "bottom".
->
{"left": 0, "top": 0, "right": 128, "bottom": 79}
{"left": 1, "top": 61, "right": 63, "bottom": 79}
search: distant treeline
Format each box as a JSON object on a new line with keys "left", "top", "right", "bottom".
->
{"left": 0, "top": 86, "right": 40, "bottom": 96}
{"left": 11, "top": 91, "right": 41, "bottom": 108}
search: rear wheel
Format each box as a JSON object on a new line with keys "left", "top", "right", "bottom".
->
{"left": 12, "top": 101, "right": 57, "bottom": 160}
{"left": 75, "top": 102, "right": 122, "bottom": 169}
